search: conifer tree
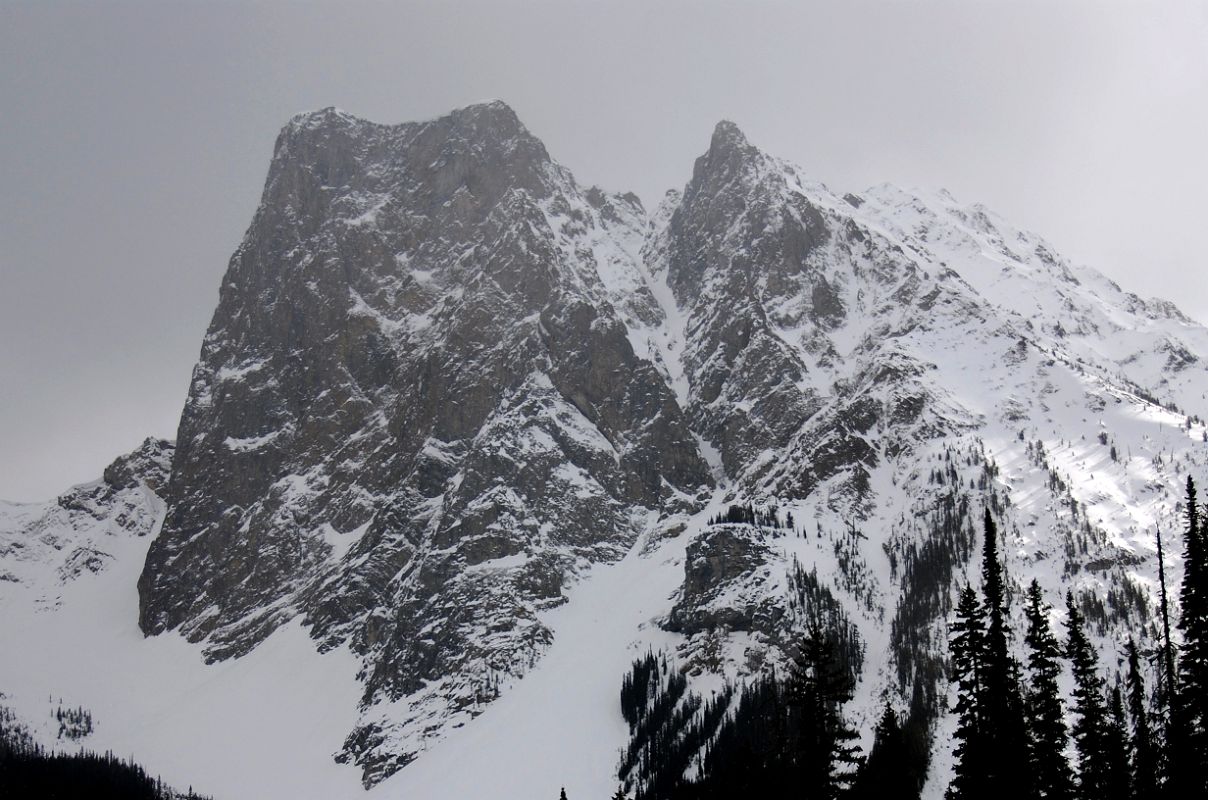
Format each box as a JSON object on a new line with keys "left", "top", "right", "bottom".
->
{"left": 1023, "top": 580, "right": 1074, "bottom": 800}
{"left": 1066, "top": 592, "right": 1111, "bottom": 799}
{"left": 1154, "top": 526, "right": 1178, "bottom": 713}
{"left": 978, "top": 510, "right": 1032, "bottom": 798}
{"left": 1104, "top": 686, "right": 1132, "bottom": 800}
{"left": 611, "top": 787, "right": 627, "bottom": 800}
{"left": 786, "top": 629, "right": 862, "bottom": 800}
{"left": 948, "top": 585, "right": 988, "bottom": 800}
{"left": 1125, "top": 640, "right": 1158, "bottom": 800}
{"left": 559, "top": 788, "right": 568, "bottom": 800}
{"left": 852, "top": 702, "right": 919, "bottom": 800}
{"left": 1176, "top": 476, "right": 1208, "bottom": 792}
{"left": 1153, "top": 522, "right": 1189, "bottom": 798}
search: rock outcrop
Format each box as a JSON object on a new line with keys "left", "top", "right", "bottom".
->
{"left": 126, "top": 102, "right": 1208, "bottom": 786}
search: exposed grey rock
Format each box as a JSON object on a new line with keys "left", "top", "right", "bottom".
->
{"left": 137, "top": 101, "right": 710, "bottom": 782}
{"left": 127, "top": 101, "right": 1208, "bottom": 787}
{"left": 665, "top": 523, "right": 782, "bottom": 635}
{"left": 665, "top": 520, "right": 863, "bottom": 681}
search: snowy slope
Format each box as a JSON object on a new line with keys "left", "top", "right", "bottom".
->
{"left": 0, "top": 440, "right": 363, "bottom": 799}
{"left": 0, "top": 455, "right": 720, "bottom": 800}
{"left": 3, "top": 105, "right": 1208, "bottom": 799}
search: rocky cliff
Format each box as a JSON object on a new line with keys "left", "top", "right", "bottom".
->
{"left": 106, "top": 101, "right": 1208, "bottom": 788}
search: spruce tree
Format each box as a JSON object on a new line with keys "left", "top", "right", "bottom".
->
{"left": 1066, "top": 592, "right": 1110, "bottom": 800}
{"left": 852, "top": 702, "right": 920, "bottom": 800}
{"left": 1125, "top": 641, "right": 1158, "bottom": 800}
{"left": 1177, "top": 476, "right": 1203, "bottom": 678}
{"left": 1023, "top": 580, "right": 1074, "bottom": 800}
{"left": 1153, "top": 522, "right": 1187, "bottom": 798}
{"left": 948, "top": 584, "right": 988, "bottom": 800}
{"left": 1104, "top": 686, "right": 1132, "bottom": 800}
{"left": 978, "top": 510, "right": 1032, "bottom": 798}
{"left": 785, "top": 629, "right": 862, "bottom": 800}
{"left": 1154, "top": 525, "right": 1178, "bottom": 715}
{"left": 1175, "top": 476, "right": 1208, "bottom": 794}
{"left": 559, "top": 788, "right": 568, "bottom": 800}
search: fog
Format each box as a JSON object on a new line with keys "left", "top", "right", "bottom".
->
{"left": 2, "top": 0, "right": 1205, "bottom": 500}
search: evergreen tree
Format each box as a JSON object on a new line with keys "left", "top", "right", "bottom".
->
{"left": 1154, "top": 525, "right": 1178, "bottom": 716}
{"left": 852, "top": 702, "right": 919, "bottom": 800}
{"left": 1175, "top": 476, "right": 1208, "bottom": 794}
{"left": 785, "top": 629, "right": 862, "bottom": 800}
{"left": 692, "top": 676, "right": 789, "bottom": 796}
{"left": 0, "top": 717, "right": 211, "bottom": 800}
{"left": 978, "top": 510, "right": 1032, "bottom": 798}
{"left": 948, "top": 585, "right": 988, "bottom": 800}
{"left": 1104, "top": 686, "right": 1132, "bottom": 800}
{"left": 1153, "top": 522, "right": 1188, "bottom": 799}
{"left": 1066, "top": 592, "right": 1111, "bottom": 799}
{"left": 1177, "top": 475, "right": 1203, "bottom": 677}
{"left": 1022, "top": 580, "right": 1074, "bottom": 800}
{"left": 1125, "top": 640, "right": 1158, "bottom": 800}
{"left": 559, "top": 788, "right": 568, "bottom": 800}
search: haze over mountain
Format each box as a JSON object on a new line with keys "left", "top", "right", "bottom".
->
{"left": 4, "top": 2, "right": 1207, "bottom": 511}
{"left": 3, "top": 102, "right": 1206, "bottom": 799}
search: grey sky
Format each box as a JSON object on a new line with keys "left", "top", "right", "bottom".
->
{"left": 2, "top": 0, "right": 1206, "bottom": 501}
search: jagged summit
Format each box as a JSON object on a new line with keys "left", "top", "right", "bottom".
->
{"left": 267, "top": 100, "right": 551, "bottom": 211}
{"left": 101, "top": 437, "right": 173, "bottom": 493}
{"left": 286, "top": 105, "right": 363, "bottom": 129}
{"left": 279, "top": 99, "right": 536, "bottom": 153}
{"left": 285, "top": 99, "right": 525, "bottom": 134}
{"left": 4, "top": 101, "right": 1208, "bottom": 800}
{"left": 685, "top": 118, "right": 766, "bottom": 192}
{"left": 445, "top": 98, "right": 527, "bottom": 131}
{"left": 708, "top": 119, "right": 751, "bottom": 151}
{"left": 139, "top": 97, "right": 711, "bottom": 783}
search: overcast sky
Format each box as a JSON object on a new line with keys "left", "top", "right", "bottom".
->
{"left": 2, "top": 1, "right": 1206, "bottom": 501}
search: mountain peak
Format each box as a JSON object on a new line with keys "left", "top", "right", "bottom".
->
{"left": 710, "top": 119, "right": 750, "bottom": 151}
{"left": 281, "top": 100, "right": 532, "bottom": 147}
{"left": 689, "top": 119, "right": 764, "bottom": 189}
{"left": 452, "top": 98, "right": 520, "bottom": 120}
{"left": 445, "top": 99, "right": 532, "bottom": 143}
{"left": 286, "top": 105, "right": 365, "bottom": 133}
{"left": 102, "top": 437, "right": 174, "bottom": 493}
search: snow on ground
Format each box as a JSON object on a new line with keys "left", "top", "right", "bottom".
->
{"left": 376, "top": 509, "right": 711, "bottom": 800}
{"left": 0, "top": 518, "right": 365, "bottom": 800}
{"left": 0, "top": 489, "right": 727, "bottom": 800}
{"left": 6, "top": 138, "right": 1208, "bottom": 799}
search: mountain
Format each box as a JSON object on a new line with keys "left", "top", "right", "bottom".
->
{"left": 136, "top": 101, "right": 711, "bottom": 783}
{"left": 1, "top": 438, "right": 171, "bottom": 599}
{"left": 3, "top": 101, "right": 1207, "bottom": 799}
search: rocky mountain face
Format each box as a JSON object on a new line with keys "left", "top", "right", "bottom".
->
{"left": 9, "top": 101, "right": 1203, "bottom": 792}
{"left": 136, "top": 102, "right": 711, "bottom": 781}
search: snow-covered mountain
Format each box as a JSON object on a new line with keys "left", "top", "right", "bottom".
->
{"left": 3, "top": 101, "right": 1206, "bottom": 799}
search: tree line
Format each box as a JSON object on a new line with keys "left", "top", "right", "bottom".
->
{"left": 604, "top": 476, "right": 1208, "bottom": 800}
{"left": 0, "top": 705, "right": 209, "bottom": 800}
{"left": 947, "top": 478, "right": 1208, "bottom": 799}
{"left": 707, "top": 503, "right": 794, "bottom": 531}
{"left": 615, "top": 631, "right": 930, "bottom": 800}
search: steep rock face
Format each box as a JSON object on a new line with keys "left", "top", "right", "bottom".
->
{"left": 663, "top": 518, "right": 864, "bottom": 684}
{"left": 118, "top": 102, "right": 1208, "bottom": 793}
{"left": 630, "top": 121, "right": 1208, "bottom": 797}
{"left": 137, "top": 102, "right": 710, "bottom": 782}
{"left": 646, "top": 122, "right": 973, "bottom": 506}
